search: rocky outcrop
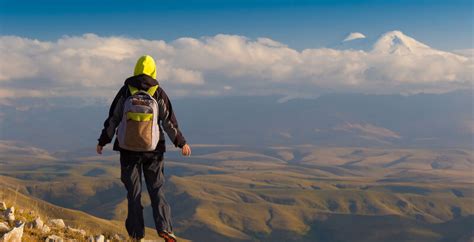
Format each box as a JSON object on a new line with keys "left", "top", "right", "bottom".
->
{"left": 95, "top": 234, "right": 105, "bottom": 242}
{"left": 41, "top": 224, "right": 51, "bottom": 234}
{"left": 87, "top": 234, "right": 106, "bottom": 242}
{"left": 67, "top": 226, "right": 87, "bottom": 237}
{"left": 0, "top": 222, "right": 9, "bottom": 233}
{"left": 27, "top": 217, "right": 44, "bottom": 230}
{"left": 4, "top": 207, "right": 14, "bottom": 222}
{"left": 33, "top": 217, "right": 44, "bottom": 229}
{"left": 48, "top": 219, "right": 66, "bottom": 229}
{"left": 0, "top": 201, "right": 126, "bottom": 242}
{"left": 27, "top": 216, "right": 51, "bottom": 234}
{"left": 45, "top": 235, "right": 63, "bottom": 242}
{"left": 0, "top": 222, "right": 24, "bottom": 242}
{"left": 113, "top": 234, "right": 126, "bottom": 241}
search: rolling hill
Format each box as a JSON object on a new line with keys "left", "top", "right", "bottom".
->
{"left": 1, "top": 141, "right": 472, "bottom": 241}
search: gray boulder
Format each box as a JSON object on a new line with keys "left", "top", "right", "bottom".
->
{"left": 41, "top": 224, "right": 51, "bottom": 234}
{"left": 0, "top": 202, "right": 6, "bottom": 211}
{"left": 0, "top": 222, "right": 24, "bottom": 242}
{"left": 95, "top": 235, "right": 105, "bottom": 242}
{"left": 0, "top": 222, "right": 9, "bottom": 233}
{"left": 34, "top": 217, "right": 44, "bottom": 229}
{"left": 67, "top": 226, "right": 86, "bottom": 237}
{"left": 112, "top": 234, "right": 125, "bottom": 241}
{"left": 49, "top": 219, "right": 66, "bottom": 228}
{"left": 87, "top": 235, "right": 106, "bottom": 242}
{"left": 4, "top": 207, "right": 14, "bottom": 222}
{"left": 45, "top": 235, "right": 63, "bottom": 242}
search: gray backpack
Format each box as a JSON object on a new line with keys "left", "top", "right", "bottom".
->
{"left": 117, "top": 85, "right": 160, "bottom": 151}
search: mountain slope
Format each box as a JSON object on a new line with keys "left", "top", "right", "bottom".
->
{"left": 372, "top": 30, "right": 433, "bottom": 54}
{"left": 0, "top": 176, "right": 165, "bottom": 240}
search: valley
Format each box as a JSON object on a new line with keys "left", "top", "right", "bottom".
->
{"left": 0, "top": 141, "right": 472, "bottom": 241}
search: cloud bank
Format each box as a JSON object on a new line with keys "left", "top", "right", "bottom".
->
{"left": 0, "top": 32, "right": 472, "bottom": 101}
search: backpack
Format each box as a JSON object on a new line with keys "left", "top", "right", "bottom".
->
{"left": 117, "top": 84, "right": 160, "bottom": 151}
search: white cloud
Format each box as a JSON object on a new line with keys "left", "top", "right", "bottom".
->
{"left": 453, "top": 48, "right": 474, "bottom": 58}
{"left": 343, "top": 32, "right": 366, "bottom": 42}
{"left": 0, "top": 32, "right": 472, "bottom": 101}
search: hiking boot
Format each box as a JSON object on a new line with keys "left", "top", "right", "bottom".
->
{"left": 158, "top": 230, "right": 177, "bottom": 242}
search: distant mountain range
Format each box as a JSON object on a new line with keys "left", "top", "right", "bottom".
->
{"left": 0, "top": 90, "right": 472, "bottom": 152}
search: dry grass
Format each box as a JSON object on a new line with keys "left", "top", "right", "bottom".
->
{"left": 1, "top": 145, "right": 473, "bottom": 241}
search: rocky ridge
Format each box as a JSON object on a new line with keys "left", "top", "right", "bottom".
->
{"left": 0, "top": 201, "right": 126, "bottom": 242}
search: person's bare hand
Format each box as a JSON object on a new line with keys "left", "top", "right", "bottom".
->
{"left": 96, "top": 144, "right": 103, "bottom": 155}
{"left": 181, "top": 144, "right": 191, "bottom": 156}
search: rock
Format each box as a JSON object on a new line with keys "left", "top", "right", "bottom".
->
{"left": 41, "top": 224, "right": 51, "bottom": 234}
{"left": 4, "top": 207, "right": 14, "bottom": 222}
{"left": 0, "top": 222, "right": 24, "bottom": 242}
{"left": 0, "top": 202, "right": 6, "bottom": 211}
{"left": 13, "top": 221, "right": 22, "bottom": 227}
{"left": 67, "top": 226, "right": 86, "bottom": 237}
{"left": 0, "top": 222, "right": 9, "bottom": 233}
{"left": 87, "top": 235, "right": 105, "bottom": 242}
{"left": 112, "top": 234, "right": 125, "bottom": 241}
{"left": 33, "top": 217, "right": 44, "bottom": 229}
{"left": 45, "top": 235, "right": 63, "bottom": 242}
{"left": 95, "top": 235, "right": 105, "bottom": 242}
{"left": 49, "top": 219, "right": 66, "bottom": 228}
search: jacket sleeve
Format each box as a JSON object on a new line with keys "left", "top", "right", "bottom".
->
{"left": 158, "top": 88, "right": 187, "bottom": 148}
{"left": 97, "top": 86, "right": 126, "bottom": 146}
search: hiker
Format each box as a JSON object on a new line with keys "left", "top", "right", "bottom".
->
{"left": 96, "top": 55, "right": 191, "bottom": 242}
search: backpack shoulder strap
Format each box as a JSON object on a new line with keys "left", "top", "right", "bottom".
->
{"left": 147, "top": 85, "right": 158, "bottom": 97}
{"left": 128, "top": 84, "right": 158, "bottom": 96}
{"left": 128, "top": 85, "right": 139, "bottom": 95}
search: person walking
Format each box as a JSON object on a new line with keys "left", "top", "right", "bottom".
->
{"left": 96, "top": 55, "right": 191, "bottom": 242}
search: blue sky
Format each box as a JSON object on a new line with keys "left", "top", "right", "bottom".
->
{"left": 0, "top": 0, "right": 472, "bottom": 50}
{"left": 0, "top": 0, "right": 472, "bottom": 101}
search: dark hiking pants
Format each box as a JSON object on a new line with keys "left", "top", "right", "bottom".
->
{"left": 120, "top": 151, "right": 173, "bottom": 239}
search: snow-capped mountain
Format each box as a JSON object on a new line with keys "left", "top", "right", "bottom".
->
{"left": 330, "top": 30, "right": 467, "bottom": 59}
{"left": 370, "top": 31, "right": 469, "bottom": 62}
{"left": 372, "top": 30, "right": 434, "bottom": 55}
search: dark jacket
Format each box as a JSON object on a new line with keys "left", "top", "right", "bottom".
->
{"left": 98, "top": 74, "right": 186, "bottom": 153}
